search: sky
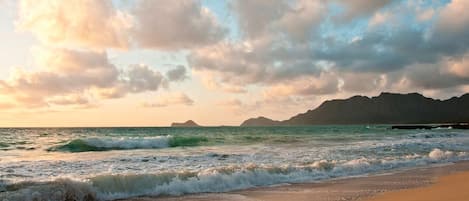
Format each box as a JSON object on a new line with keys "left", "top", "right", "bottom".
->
{"left": 0, "top": 0, "right": 468, "bottom": 127}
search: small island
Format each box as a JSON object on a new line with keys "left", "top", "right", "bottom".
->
{"left": 171, "top": 120, "right": 201, "bottom": 127}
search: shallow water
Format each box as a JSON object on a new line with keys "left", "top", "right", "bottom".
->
{"left": 0, "top": 126, "right": 468, "bottom": 200}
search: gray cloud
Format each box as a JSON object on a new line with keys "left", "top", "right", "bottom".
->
{"left": 189, "top": 0, "right": 469, "bottom": 98}
{"left": 0, "top": 48, "right": 183, "bottom": 108}
{"left": 232, "top": 0, "right": 289, "bottom": 38}
{"left": 333, "top": 0, "right": 395, "bottom": 22}
{"left": 124, "top": 64, "right": 166, "bottom": 93}
{"left": 132, "top": 0, "right": 226, "bottom": 50}
{"left": 6, "top": 0, "right": 469, "bottom": 111}
{"left": 166, "top": 65, "right": 188, "bottom": 82}
{"left": 232, "top": 0, "right": 324, "bottom": 42}
{"left": 188, "top": 38, "right": 322, "bottom": 90}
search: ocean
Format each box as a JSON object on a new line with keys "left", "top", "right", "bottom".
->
{"left": 1, "top": 126, "right": 468, "bottom": 200}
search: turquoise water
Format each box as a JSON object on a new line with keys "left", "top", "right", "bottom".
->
{"left": 1, "top": 126, "right": 469, "bottom": 200}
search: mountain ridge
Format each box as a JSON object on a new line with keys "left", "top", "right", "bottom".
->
{"left": 240, "top": 92, "right": 469, "bottom": 126}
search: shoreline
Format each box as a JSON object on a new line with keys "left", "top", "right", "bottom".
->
{"left": 121, "top": 161, "right": 469, "bottom": 201}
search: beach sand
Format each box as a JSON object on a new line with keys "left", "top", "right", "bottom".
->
{"left": 122, "top": 161, "right": 469, "bottom": 201}
{"left": 367, "top": 170, "right": 469, "bottom": 201}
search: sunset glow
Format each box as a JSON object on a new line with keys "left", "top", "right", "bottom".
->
{"left": 0, "top": 0, "right": 468, "bottom": 127}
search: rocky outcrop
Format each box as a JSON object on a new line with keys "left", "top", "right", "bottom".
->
{"left": 171, "top": 120, "right": 200, "bottom": 127}
{"left": 240, "top": 116, "right": 281, "bottom": 126}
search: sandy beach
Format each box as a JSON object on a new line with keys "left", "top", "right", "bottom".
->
{"left": 121, "top": 161, "right": 469, "bottom": 201}
{"left": 368, "top": 169, "right": 469, "bottom": 201}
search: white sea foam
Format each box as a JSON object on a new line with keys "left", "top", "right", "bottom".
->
{"left": 48, "top": 135, "right": 209, "bottom": 152}
{"left": 78, "top": 136, "right": 171, "bottom": 149}
{"left": 428, "top": 148, "right": 454, "bottom": 160}
{"left": 2, "top": 127, "right": 469, "bottom": 201}
{"left": 2, "top": 148, "right": 468, "bottom": 201}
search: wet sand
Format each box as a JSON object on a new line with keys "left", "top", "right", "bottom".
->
{"left": 121, "top": 161, "right": 469, "bottom": 201}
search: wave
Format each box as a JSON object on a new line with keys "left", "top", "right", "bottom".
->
{"left": 48, "top": 136, "right": 208, "bottom": 152}
{"left": 408, "top": 132, "right": 460, "bottom": 139}
{"left": 2, "top": 148, "right": 468, "bottom": 201}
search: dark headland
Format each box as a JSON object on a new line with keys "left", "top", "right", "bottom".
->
{"left": 241, "top": 92, "right": 469, "bottom": 128}
{"left": 171, "top": 120, "right": 201, "bottom": 127}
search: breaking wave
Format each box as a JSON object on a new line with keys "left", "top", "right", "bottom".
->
{"left": 2, "top": 148, "right": 468, "bottom": 201}
{"left": 48, "top": 136, "right": 208, "bottom": 152}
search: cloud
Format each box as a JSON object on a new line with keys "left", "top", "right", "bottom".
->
{"left": 313, "top": 0, "right": 469, "bottom": 75}
{"left": 83, "top": 64, "right": 169, "bottom": 99}
{"left": 0, "top": 48, "right": 176, "bottom": 108}
{"left": 16, "top": 0, "right": 226, "bottom": 51}
{"left": 397, "top": 56, "right": 469, "bottom": 90}
{"left": 188, "top": 37, "right": 321, "bottom": 92}
{"left": 434, "top": 0, "right": 469, "bottom": 33}
{"left": 5, "top": 0, "right": 469, "bottom": 115}
{"left": 188, "top": 0, "right": 401, "bottom": 95}
{"left": 368, "top": 11, "right": 392, "bottom": 27}
{"left": 142, "top": 92, "right": 194, "bottom": 107}
{"left": 430, "top": 0, "right": 469, "bottom": 56}
{"left": 188, "top": 0, "right": 469, "bottom": 101}
{"left": 0, "top": 102, "right": 15, "bottom": 109}
{"left": 132, "top": 0, "right": 226, "bottom": 50}
{"left": 263, "top": 71, "right": 339, "bottom": 98}
{"left": 0, "top": 48, "right": 119, "bottom": 107}
{"left": 334, "top": 0, "right": 394, "bottom": 22}
{"left": 124, "top": 64, "right": 166, "bottom": 93}
{"left": 232, "top": 0, "right": 288, "bottom": 38}
{"left": 232, "top": 0, "right": 324, "bottom": 41}
{"left": 0, "top": 0, "right": 9, "bottom": 7}
{"left": 416, "top": 8, "right": 435, "bottom": 21}
{"left": 166, "top": 65, "right": 188, "bottom": 82}
{"left": 275, "top": 0, "right": 324, "bottom": 41}
{"left": 46, "top": 94, "right": 90, "bottom": 106}
{"left": 17, "top": 0, "right": 132, "bottom": 49}
{"left": 339, "top": 72, "right": 387, "bottom": 93}
{"left": 447, "top": 53, "right": 469, "bottom": 78}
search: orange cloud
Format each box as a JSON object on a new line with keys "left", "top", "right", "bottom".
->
{"left": 263, "top": 72, "right": 339, "bottom": 99}
{"left": 447, "top": 54, "right": 469, "bottom": 78}
{"left": 436, "top": 0, "right": 469, "bottom": 33}
{"left": 0, "top": 48, "right": 119, "bottom": 107}
{"left": 17, "top": 0, "right": 132, "bottom": 49}
{"left": 0, "top": 48, "right": 180, "bottom": 109}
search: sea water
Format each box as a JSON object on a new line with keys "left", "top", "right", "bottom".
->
{"left": 0, "top": 126, "right": 468, "bottom": 200}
